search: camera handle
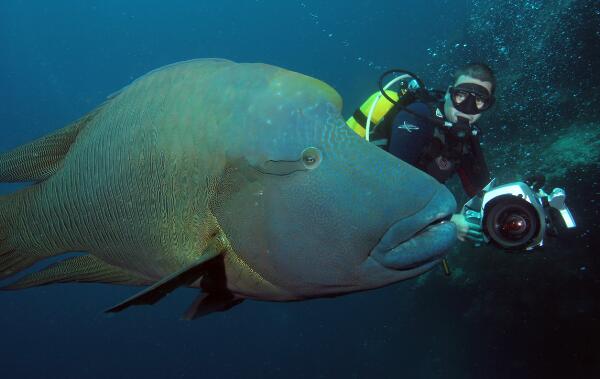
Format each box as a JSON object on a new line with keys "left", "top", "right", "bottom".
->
{"left": 545, "top": 188, "right": 577, "bottom": 229}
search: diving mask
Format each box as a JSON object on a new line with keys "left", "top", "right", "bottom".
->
{"left": 449, "top": 83, "right": 495, "bottom": 115}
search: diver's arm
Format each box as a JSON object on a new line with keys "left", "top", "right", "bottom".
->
{"left": 455, "top": 135, "right": 490, "bottom": 243}
{"left": 457, "top": 167, "right": 480, "bottom": 198}
{"left": 457, "top": 133, "right": 491, "bottom": 197}
{"left": 454, "top": 164, "right": 487, "bottom": 244}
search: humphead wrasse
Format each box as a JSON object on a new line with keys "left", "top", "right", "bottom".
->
{"left": 0, "top": 59, "right": 457, "bottom": 319}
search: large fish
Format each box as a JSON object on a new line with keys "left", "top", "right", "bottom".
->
{"left": 0, "top": 59, "right": 456, "bottom": 319}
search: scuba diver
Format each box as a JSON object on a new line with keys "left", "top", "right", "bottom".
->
{"left": 347, "top": 63, "right": 497, "bottom": 245}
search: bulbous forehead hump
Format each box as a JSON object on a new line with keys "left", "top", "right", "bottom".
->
{"left": 245, "top": 63, "right": 343, "bottom": 112}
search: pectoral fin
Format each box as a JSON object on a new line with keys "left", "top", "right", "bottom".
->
{"left": 105, "top": 244, "right": 222, "bottom": 313}
{"left": 182, "top": 252, "right": 244, "bottom": 320}
{"left": 182, "top": 292, "right": 244, "bottom": 320}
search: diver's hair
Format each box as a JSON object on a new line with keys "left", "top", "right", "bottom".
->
{"left": 454, "top": 63, "right": 497, "bottom": 94}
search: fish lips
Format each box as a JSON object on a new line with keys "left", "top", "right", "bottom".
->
{"left": 370, "top": 191, "right": 457, "bottom": 270}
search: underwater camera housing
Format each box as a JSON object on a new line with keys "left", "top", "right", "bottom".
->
{"left": 461, "top": 178, "right": 576, "bottom": 251}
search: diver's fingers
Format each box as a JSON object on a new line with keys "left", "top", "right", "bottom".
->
{"left": 467, "top": 222, "right": 482, "bottom": 231}
{"left": 467, "top": 235, "right": 486, "bottom": 243}
{"left": 467, "top": 229, "right": 483, "bottom": 238}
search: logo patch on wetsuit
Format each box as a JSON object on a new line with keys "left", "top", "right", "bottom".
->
{"left": 435, "top": 108, "right": 444, "bottom": 118}
{"left": 435, "top": 156, "right": 453, "bottom": 171}
{"left": 397, "top": 121, "right": 420, "bottom": 132}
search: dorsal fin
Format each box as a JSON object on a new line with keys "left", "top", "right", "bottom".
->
{"left": 0, "top": 105, "right": 103, "bottom": 183}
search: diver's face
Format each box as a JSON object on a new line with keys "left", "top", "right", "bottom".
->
{"left": 444, "top": 75, "right": 493, "bottom": 123}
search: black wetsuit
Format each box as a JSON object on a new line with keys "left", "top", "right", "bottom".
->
{"left": 384, "top": 101, "right": 491, "bottom": 197}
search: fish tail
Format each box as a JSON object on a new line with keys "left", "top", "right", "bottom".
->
{"left": 0, "top": 193, "right": 40, "bottom": 281}
{"left": 0, "top": 112, "right": 98, "bottom": 281}
{"left": 0, "top": 103, "right": 114, "bottom": 284}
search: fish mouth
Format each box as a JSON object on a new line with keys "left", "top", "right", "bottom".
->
{"left": 370, "top": 190, "right": 457, "bottom": 270}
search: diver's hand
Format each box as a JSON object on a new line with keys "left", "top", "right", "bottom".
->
{"left": 451, "top": 213, "right": 485, "bottom": 244}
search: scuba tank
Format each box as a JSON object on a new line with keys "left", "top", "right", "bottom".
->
{"left": 346, "top": 90, "right": 401, "bottom": 139}
{"left": 346, "top": 69, "right": 446, "bottom": 142}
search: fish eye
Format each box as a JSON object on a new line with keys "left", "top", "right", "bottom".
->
{"left": 254, "top": 147, "right": 322, "bottom": 176}
{"left": 301, "top": 147, "right": 322, "bottom": 170}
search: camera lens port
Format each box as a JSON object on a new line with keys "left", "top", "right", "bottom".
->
{"left": 483, "top": 195, "right": 540, "bottom": 250}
